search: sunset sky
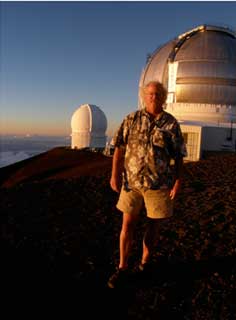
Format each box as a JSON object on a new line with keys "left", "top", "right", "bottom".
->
{"left": 1, "top": 1, "right": 236, "bottom": 137}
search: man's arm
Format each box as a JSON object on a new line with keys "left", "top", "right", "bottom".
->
{"left": 110, "top": 147, "right": 125, "bottom": 193}
{"left": 170, "top": 156, "right": 183, "bottom": 200}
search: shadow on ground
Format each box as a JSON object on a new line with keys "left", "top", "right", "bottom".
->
{"left": 2, "top": 244, "right": 235, "bottom": 318}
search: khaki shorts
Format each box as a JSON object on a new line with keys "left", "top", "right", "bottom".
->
{"left": 116, "top": 187, "right": 173, "bottom": 219}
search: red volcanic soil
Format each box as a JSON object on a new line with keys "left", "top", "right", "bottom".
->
{"left": 1, "top": 149, "right": 236, "bottom": 319}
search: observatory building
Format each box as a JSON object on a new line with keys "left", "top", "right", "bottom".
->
{"left": 71, "top": 104, "right": 107, "bottom": 150}
{"left": 139, "top": 25, "right": 236, "bottom": 161}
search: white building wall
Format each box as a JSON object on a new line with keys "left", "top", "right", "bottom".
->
{"left": 166, "top": 103, "right": 236, "bottom": 123}
{"left": 179, "top": 124, "right": 236, "bottom": 162}
{"left": 71, "top": 132, "right": 91, "bottom": 149}
{"left": 71, "top": 133, "right": 107, "bottom": 149}
{"left": 90, "top": 135, "right": 107, "bottom": 148}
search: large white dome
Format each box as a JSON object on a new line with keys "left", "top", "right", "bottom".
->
{"left": 139, "top": 25, "right": 236, "bottom": 123}
{"left": 71, "top": 104, "right": 107, "bottom": 149}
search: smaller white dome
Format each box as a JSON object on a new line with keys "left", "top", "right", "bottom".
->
{"left": 71, "top": 104, "right": 107, "bottom": 133}
{"left": 71, "top": 104, "right": 107, "bottom": 149}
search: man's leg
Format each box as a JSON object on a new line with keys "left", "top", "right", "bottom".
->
{"left": 116, "top": 187, "right": 143, "bottom": 269}
{"left": 141, "top": 218, "right": 160, "bottom": 265}
{"left": 107, "top": 212, "right": 139, "bottom": 288}
{"left": 119, "top": 212, "right": 139, "bottom": 269}
{"left": 108, "top": 188, "right": 143, "bottom": 288}
{"left": 141, "top": 189, "right": 173, "bottom": 265}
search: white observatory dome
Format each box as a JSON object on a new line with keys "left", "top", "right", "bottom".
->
{"left": 139, "top": 25, "right": 236, "bottom": 124}
{"left": 71, "top": 104, "right": 107, "bottom": 149}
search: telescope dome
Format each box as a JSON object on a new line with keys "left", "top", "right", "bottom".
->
{"left": 139, "top": 25, "right": 236, "bottom": 123}
{"left": 71, "top": 104, "right": 107, "bottom": 149}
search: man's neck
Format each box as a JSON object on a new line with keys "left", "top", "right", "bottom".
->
{"left": 146, "top": 108, "right": 163, "bottom": 119}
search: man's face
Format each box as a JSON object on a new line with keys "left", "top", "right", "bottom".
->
{"left": 143, "top": 84, "right": 163, "bottom": 114}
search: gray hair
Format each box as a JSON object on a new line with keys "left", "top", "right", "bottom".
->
{"left": 141, "top": 81, "right": 167, "bottom": 105}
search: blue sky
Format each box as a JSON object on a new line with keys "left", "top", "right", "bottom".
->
{"left": 1, "top": 1, "right": 236, "bottom": 137}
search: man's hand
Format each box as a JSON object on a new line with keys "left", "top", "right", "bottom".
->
{"left": 170, "top": 179, "right": 181, "bottom": 200}
{"left": 170, "top": 156, "right": 183, "bottom": 200}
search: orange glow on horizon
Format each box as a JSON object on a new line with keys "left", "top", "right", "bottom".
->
{"left": 1, "top": 118, "right": 118, "bottom": 138}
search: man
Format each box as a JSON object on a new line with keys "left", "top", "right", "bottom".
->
{"left": 107, "top": 81, "right": 187, "bottom": 288}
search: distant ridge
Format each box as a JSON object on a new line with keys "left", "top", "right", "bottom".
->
{"left": 0, "top": 147, "right": 112, "bottom": 188}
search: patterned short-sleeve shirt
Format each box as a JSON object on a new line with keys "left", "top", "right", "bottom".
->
{"left": 113, "top": 109, "right": 187, "bottom": 190}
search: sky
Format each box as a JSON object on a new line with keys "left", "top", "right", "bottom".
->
{"left": 1, "top": 1, "right": 236, "bottom": 137}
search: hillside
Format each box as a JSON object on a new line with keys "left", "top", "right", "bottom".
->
{"left": 1, "top": 148, "right": 236, "bottom": 319}
{"left": 0, "top": 147, "right": 112, "bottom": 188}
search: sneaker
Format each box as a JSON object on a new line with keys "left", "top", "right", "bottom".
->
{"left": 107, "top": 268, "right": 129, "bottom": 289}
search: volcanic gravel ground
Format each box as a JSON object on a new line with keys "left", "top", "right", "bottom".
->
{"left": 1, "top": 149, "right": 236, "bottom": 319}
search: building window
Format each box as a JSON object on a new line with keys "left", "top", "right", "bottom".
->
{"left": 184, "top": 132, "right": 199, "bottom": 161}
